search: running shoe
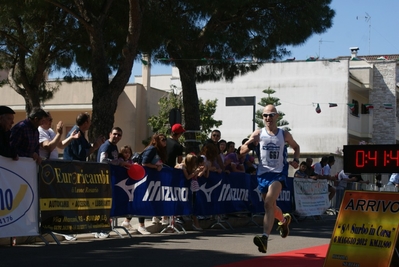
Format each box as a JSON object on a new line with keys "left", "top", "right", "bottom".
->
{"left": 277, "top": 213, "right": 292, "bottom": 238}
{"left": 253, "top": 235, "right": 268, "bottom": 253}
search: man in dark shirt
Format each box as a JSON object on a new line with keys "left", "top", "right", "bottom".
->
{"left": 166, "top": 123, "right": 185, "bottom": 167}
{"left": 97, "top": 126, "right": 129, "bottom": 168}
{"left": 304, "top": 157, "right": 318, "bottom": 179}
{"left": 10, "top": 107, "right": 49, "bottom": 164}
{"left": 0, "top": 106, "right": 18, "bottom": 160}
{"left": 63, "top": 112, "right": 104, "bottom": 161}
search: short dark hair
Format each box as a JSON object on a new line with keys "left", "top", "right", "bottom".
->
{"left": 211, "top": 129, "right": 221, "bottom": 136}
{"left": 226, "top": 141, "right": 235, "bottom": 149}
{"left": 28, "top": 108, "right": 48, "bottom": 120}
{"left": 321, "top": 156, "right": 329, "bottom": 163}
{"left": 76, "top": 112, "right": 90, "bottom": 126}
{"left": 111, "top": 127, "right": 123, "bottom": 133}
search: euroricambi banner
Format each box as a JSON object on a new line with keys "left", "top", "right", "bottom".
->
{"left": 0, "top": 156, "right": 39, "bottom": 238}
{"left": 324, "top": 191, "right": 399, "bottom": 267}
{"left": 39, "top": 160, "right": 112, "bottom": 234}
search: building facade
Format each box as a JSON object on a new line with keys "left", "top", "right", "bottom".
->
{"left": 1, "top": 50, "right": 398, "bottom": 181}
{"left": 0, "top": 63, "right": 166, "bottom": 155}
{"left": 141, "top": 51, "right": 399, "bottom": 180}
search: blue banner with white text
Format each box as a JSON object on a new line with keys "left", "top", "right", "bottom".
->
{"left": 110, "top": 165, "right": 192, "bottom": 217}
{"left": 110, "top": 165, "right": 294, "bottom": 217}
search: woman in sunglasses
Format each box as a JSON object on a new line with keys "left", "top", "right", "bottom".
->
{"left": 240, "top": 104, "right": 300, "bottom": 254}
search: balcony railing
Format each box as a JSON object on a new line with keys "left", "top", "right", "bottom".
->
{"left": 348, "top": 113, "right": 373, "bottom": 138}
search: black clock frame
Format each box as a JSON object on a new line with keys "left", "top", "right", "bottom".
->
{"left": 343, "top": 145, "right": 399, "bottom": 173}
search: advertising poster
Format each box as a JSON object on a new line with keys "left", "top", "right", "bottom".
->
{"left": 39, "top": 160, "right": 112, "bottom": 234}
{"left": 293, "top": 178, "right": 330, "bottom": 216}
{"left": 324, "top": 191, "right": 399, "bottom": 267}
{"left": 111, "top": 166, "right": 192, "bottom": 217}
{"left": 0, "top": 156, "right": 39, "bottom": 238}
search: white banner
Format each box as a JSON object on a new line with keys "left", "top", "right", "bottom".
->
{"left": 293, "top": 178, "right": 330, "bottom": 216}
{"left": 0, "top": 156, "right": 39, "bottom": 238}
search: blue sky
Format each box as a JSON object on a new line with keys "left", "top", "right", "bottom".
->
{"left": 50, "top": 0, "right": 399, "bottom": 82}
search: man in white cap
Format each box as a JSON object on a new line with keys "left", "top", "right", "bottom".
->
{"left": 166, "top": 123, "right": 185, "bottom": 167}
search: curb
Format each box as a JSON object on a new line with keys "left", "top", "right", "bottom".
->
{"left": 0, "top": 215, "right": 264, "bottom": 246}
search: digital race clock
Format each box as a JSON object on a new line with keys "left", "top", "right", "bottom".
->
{"left": 343, "top": 145, "right": 399, "bottom": 173}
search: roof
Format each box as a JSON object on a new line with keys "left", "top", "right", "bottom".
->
{"left": 338, "top": 54, "right": 399, "bottom": 61}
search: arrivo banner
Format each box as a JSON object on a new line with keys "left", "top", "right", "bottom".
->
{"left": 324, "top": 191, "right": 399, "bottom": 267}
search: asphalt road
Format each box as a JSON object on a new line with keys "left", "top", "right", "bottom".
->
{"left": 1, "top": 215, "right": 336, "bottom": 267}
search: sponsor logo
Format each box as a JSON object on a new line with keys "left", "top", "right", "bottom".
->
{"left": 115, "top": 175, "right": 148, "bottom": 201}
{"left": 0, "top": 166, "right": 34, "bottom": 227}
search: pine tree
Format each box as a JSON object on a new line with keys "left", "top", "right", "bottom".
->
{"left": 140, "top": 1, "right": 334, "bottom": 153}
{"left": 146, "top": 85, "right": 222, "bottom": 148}
{"left": 255, "top": 87, "right": 291, "bottom": 131}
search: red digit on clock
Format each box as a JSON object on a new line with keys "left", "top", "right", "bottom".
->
{"left": 356, "top": 150, "right": 365, "bottom": 167}
{"left": 389, "top": 150, "right": 399, "bottom": 166}
{"left": 368, "top": 150, "right": 377, "bottom": 166}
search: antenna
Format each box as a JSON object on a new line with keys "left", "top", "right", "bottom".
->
{"left": 318, "top": 38, "right": 334, "bottom": 58}
{"left": 357, "top": 12, "right": 371, "bottom": 54}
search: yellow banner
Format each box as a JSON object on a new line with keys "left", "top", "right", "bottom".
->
{"left": 40, "top": 198, "right": 112, "bottom": 211}
{"left": 324, "top": 191, "right": 399, "bottom": 267}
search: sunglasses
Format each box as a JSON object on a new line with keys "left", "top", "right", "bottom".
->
{"left": 262, "top": 113, "right": 277, "bottom": 118}
{"left": 212, "top": 134, "right": 220, "bottom": 137}
{"left": 160, "top": 138, "right": 166, "bottom": 142}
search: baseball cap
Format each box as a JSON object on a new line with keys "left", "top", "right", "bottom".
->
{"left": 171, "top": 123, "right": 185, "bottom": 133}
{"left": 0, "top": 106, "right": 15, "bottom": 115}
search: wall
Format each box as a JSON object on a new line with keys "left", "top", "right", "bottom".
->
{"left": 0, "top": 80, "right": 159, "bottom": 154}
{"left": 169, "top": 60, "right": 350, "bottom": 157}
{"left": 370, "top": 61, "right": 397, "bottom": 144}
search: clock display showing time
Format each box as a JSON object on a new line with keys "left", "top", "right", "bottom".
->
{"left": 343, "top": 145, "right": 399, "bottom": 173}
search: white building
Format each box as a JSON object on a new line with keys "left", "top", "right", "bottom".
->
{"left": 138, "top": 49, "right": 399, "bottom": 179}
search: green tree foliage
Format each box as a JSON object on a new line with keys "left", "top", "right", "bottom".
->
{"left": 0, "top": 1, "right": 77, "bottom": 114}
{"left": 139, "top": 0, "right": 334, "bottom": 152}
{"left": 255, "top": 87, "right": 291, "bottom": 131}
{"left": 1, "top": 0, "right": 333, "bottom": 156}
{"left": 147, "top": 86, "right": 222, "bottom": 147}
{"left": 148, "top": 88, "right": 183, "bottom": 134}
{"left": 0, "top": 0, "right": 144, "bottom": 139}
{"left": 44, "top": 0, "right": 144, "bottom": 146}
